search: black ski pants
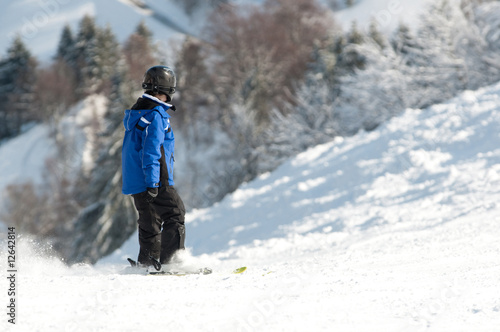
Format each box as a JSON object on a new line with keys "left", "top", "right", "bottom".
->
{"left": 132, "top": 186, "right": 186, "bottom": 265}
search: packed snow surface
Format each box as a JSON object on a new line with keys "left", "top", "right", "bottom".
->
{"left": 2, "top": 81, "right": 500, "bottom": 331}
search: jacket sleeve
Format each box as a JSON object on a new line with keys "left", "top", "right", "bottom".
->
{"left": 141, "top": 112, "right": 164, "bottom": 188}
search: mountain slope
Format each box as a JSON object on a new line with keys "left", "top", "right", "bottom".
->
{"left": 0, "top": 0, "right": 435, "bottom": 62}
{"left": 0, "top": 2, "right": 498, "bottom": 330}
{"left": 0, "top": 0, "right": 191, "bottom": 62}
{"left": 333, "top": 0, "right": 434, "bottom": 33}
{"left": 81, "top": 81, "right": 500, "bottom": 331}
{"left": 0, "top": 95, "right": 108, "bottom": 213}
{"left": 180, "top": 81, "right": 500, "bottom": 259}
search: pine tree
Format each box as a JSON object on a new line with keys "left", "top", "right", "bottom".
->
{"left": 74, "top": 15, "right": 100, "bottom": 97}
{"left": 56, "top": 24, "right": 76, "bottom": 64}
{"left": 337, "top": 42, "right": 408, "bottom": 132}
{"left": 391, "top": 23, "right": 426, "bottom": 66}
{"left": 42, "top": 23, "right": 79, "bottom": 121}
{"left": 135, "top": 20, "right": 153, "bottom": 41}
{"left": 335, "top": 23, "right": 367, "bottom": 74}
{"left": 72, "top": 15, "right": 123, "bottom": 97}
{"left": 0, "top": 36, "right": 37, "bottom": 138}
{"left": 368, "top": 19, "right": 386, "bottom": 49}
{"left": 408, "top": 1, "right": 468, "bottom": 106}
{"left": 347, "top": 21, "right": 364, "bottom": 44}
{"left": 304, "top": 34, "right": 342, "bottom": 90}
{"left": 95, "top": 24, "right": 121, "bottom": 94}
{"left": 463, "top": 0, "right": 500, "bottom": 88}
{"left": 174, "top": 37, "right": 211, "bottom": 128}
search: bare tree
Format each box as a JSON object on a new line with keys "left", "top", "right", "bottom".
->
{"left": 206, "top": 0, "right": 332, "bottom": 127}
{"left": 35, "top": 59, "right": 77, "bottom": 124}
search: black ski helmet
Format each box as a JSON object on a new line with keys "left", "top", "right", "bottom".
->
{"left": 142, "top": 65, "right": 176, "bottom": 102}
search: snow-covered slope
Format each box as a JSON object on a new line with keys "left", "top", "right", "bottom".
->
{"left": 0, "top": 0, "right": 434, "bottom": 62}
{"left": 0, "top": 0, "right": 192, "bottom": 63}
{"left": 2, "top": 80, "right": 499, "bottom": 331}
{"left": 0, "top": 125, "right": 54, "bottom": 196}
{"left": 334, "top": 0, "right": 434, "bottom": 33}
{"left": 0, "top": 95, "right": 107, "bottom": 214}
{"left": 177, "top": 81, "right": 500, "bottom": 260}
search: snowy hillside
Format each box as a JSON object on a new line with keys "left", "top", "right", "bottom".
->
{"left": 0, "top": 125, "right": 54, "bottom": 196}
{"left": 2, "top": 80, "right": 499, "bottom": 331}
{"left": 0, "top": 0, "right": 434, "bottom": 62}
{"left": 334, "top": 0, "right": 434, "bottom": 33}
{"left": 0, "top": 95, "right": 108, "bottom": 213}
{"left": 0, "top": 0, "right": 193, "bottom": 62}
{"left": 185, "top": 82, "right": 500, "bottom": 259}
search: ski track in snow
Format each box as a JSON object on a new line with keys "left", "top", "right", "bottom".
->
{"left": 1, "top": 81, "right": 500, "bottom": 331}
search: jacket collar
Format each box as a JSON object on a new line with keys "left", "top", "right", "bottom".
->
{"left": 142, "top": 93, "right": 172, "bottom": 109}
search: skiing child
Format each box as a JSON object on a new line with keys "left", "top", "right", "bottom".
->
{"left": 121, "top": 65, "right": 185, "bottom": 270}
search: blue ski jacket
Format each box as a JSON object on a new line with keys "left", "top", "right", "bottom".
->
{"left": 122, "top": 94, "right": 175, "bottom": 195}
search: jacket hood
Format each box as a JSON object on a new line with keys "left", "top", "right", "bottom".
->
{"left": 123, "top": 94, "right": 172, "bottom": 132}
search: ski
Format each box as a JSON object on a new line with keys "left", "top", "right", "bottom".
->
{"left": 233, "top": 266, "right": 247, "bottom": 274}
{"left": 125, "top": 258, "right": 246, "bottom": 276}
{"left": 148, "top": 266, "right": 247, "bottom": 276}
{"left": 148, "top": 267, "right": 213, "bottom": 276}
{"left": 126, "top": 258, "right": 212, "bottom": 276}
